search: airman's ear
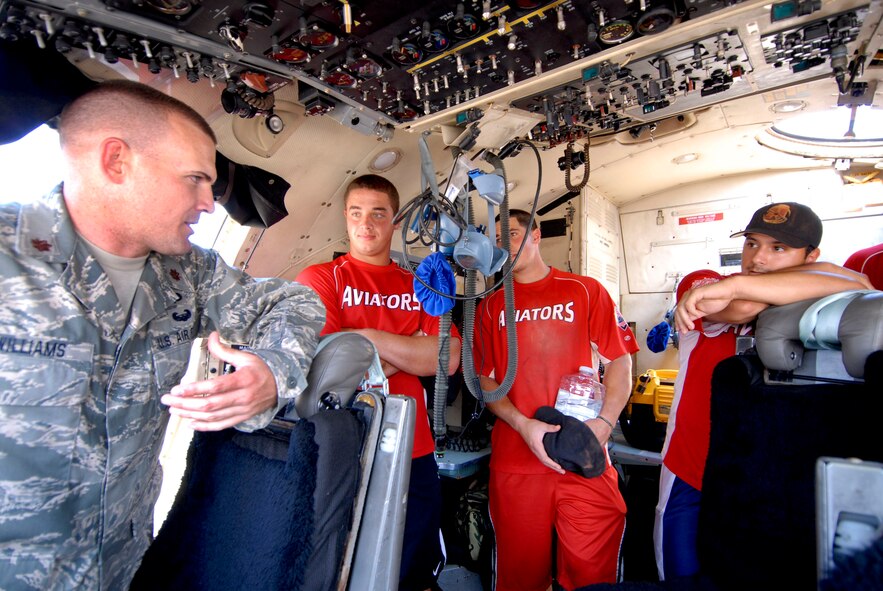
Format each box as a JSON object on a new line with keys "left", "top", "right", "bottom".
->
{"left": 805, "top": 247, "right": 821, "bottom": 263}
{"left": 99, "top": 137, "right": 130, "bottom": 184}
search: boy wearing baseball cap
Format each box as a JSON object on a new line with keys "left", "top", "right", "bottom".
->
{"left": 654, "top": 202, "right": 871, "bottom": 581}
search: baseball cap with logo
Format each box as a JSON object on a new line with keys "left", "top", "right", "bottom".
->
{"left": 730, "top": 202, "right": 823, "bottom": 248}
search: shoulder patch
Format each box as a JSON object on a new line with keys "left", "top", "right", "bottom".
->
{"left": 616, "top": 308, "right": 629, "bottom": 330}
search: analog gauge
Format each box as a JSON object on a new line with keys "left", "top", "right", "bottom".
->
{"left": 599, "top": 20, "right": 635, "bottom": 44}
{"left": 637, "top": 8, "right": 676, "bottom": 35}
{"left": 390, "top": 105, "right": 418, "bottom": 121}
{"left": 271, "top": 47, "right": 309, "bottom": 64}
{"left": 145, "top": 0, "right": 195, "bottom": 16}
{"left": 390, "top": 43, "right": 423, "bottom": 65}
{"left": 324, "top": 70, "right": 358, "bottom": 88}
{"left": 300, "top": 29, "right": 338, "bottom": 50}
{"left": 448, "top": 13, "right": 480, "bottom": 40}
{"left": 350, "top": 57, "right": 383, "bottom": 78}
{"left": 241, "top": 71, "right": 269, "bottom": 93}
{"left": 420, "top": 29, "right": 450, "bottom": 54}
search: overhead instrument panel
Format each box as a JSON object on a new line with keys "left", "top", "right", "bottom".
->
{"left": 510, "top": 4, "right": 871, "bottom": 145}
{"left": 299, "top": 0, "right": 734, "bottom": 123}
{"left": 761, "top": 6, "right": 868, "bottom": 95}
{"left": 762, "top": 7, "right": 864, "bottom": 71}
{"left": 512, "top": 29, "right": 752, "bottom": 143}
{"left": 0, "top": 0, "right": 878, "bottom": 138}
{"left": 0, "top": 0, "right": 742, "bottom": 124}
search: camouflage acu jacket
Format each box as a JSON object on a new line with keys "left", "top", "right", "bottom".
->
{"left": 0, "top": 187, "right": 324, "bottom": 590}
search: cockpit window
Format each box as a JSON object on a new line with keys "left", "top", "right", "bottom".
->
{"left": 0, "top": 125, "right": 63, "bottom": 204}
{"left": 773, "top": 106, "right": 883, "bottom": 142}
{"left": 758, "top": 105, "right": 883, "bottom": 162}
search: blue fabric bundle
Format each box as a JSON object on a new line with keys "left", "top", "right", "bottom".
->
{"left": 413, "top": 252, "right": 456, "bottom": 316}
{"left": 647, "top": 321, "right": 672, "bottom": 353}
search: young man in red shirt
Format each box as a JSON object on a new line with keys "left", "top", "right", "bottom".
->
{"left": 475, "top": 209, "right": 639, "bottom": 590}
{"left": 655, "top": 202, "right": 872, "bottom": 581}
{"left": 297, "top": 174, "right": 461, "bottom": 591}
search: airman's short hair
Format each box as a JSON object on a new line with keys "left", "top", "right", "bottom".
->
{"left": 58, "top": 80, "right": 216, "bottom": 150}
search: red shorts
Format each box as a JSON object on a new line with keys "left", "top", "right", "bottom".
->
{"left": 489, "top": 464, "right": 626, "bottom": 591}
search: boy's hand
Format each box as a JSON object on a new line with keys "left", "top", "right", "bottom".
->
{"left": 675, "top": 279, "right": 737, "bottom": 332}
{"left": 517, "top": 418, "right": 565, "bottom": 474}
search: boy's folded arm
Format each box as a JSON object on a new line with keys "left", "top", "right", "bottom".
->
{"left": 684, "top": 269, "right": 869, "bottom": 328}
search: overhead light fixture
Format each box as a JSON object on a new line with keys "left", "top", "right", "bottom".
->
{"left": 770, "top": 100, "right": 807, "bottom": 114}
{"left": 369, "top": 148, "right": 402, "bottom": 172}
{"left": 671, "top": 152, "right": 699, "bottom": 164}
{"left": 265, "top": 113, "right": 285, "bottom": 134}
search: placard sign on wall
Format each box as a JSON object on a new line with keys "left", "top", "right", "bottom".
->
{"left": 679, "top": 212, "right": 724, "bottom": 225}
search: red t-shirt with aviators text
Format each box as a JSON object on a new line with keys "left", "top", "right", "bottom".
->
{"left": 297, "top": 253, "right": 460, "bottom": 458}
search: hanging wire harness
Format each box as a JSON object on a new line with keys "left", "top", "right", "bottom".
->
{"left": 563, "top": 140, "right": 590, "bottom": 193}
{"left": 392, "top": 133, "right": 546, "bottom": 453}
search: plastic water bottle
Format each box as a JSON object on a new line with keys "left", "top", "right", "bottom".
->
{"left": 555, "top": 366, "right": 605, "bottom": 422}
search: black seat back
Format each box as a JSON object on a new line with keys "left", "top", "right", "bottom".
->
{"left": 697, "top": 351, "right": 883, "bottom": 591}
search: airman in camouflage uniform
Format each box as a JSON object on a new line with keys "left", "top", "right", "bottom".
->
{"left": 0, "top": 81, "right": 324, "bottom": 590}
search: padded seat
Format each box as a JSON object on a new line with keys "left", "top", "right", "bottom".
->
{"left": 132, "top": 334, "right": 415, "bottom": 591}
{"left": 698, "top": 291, "right": 883, "bottom": 589}
{"left": 697, "top": 352, "right": 883, "bottom": 591}
{"left": 131, "top": 408, "right": 361, "bottom": 591}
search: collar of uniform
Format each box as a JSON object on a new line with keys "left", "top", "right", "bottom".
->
{"left": 125, "top": 254, "right": 194, "bottom": 331}
{"left": 14, "top": 184, "right": 78, "bottom": 263}
{"left": 148, "top": 253, "right": 195, "bottom": 298}
{"left": 515, "top": 265, "right": 557, "bottom": 289}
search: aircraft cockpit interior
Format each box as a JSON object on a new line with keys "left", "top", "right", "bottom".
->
{"left": 1, "top": 0, "right": 882, "bottom": 589}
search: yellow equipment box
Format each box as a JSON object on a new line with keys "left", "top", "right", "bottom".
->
{"left": 619, "top": 369, "right": 678, "bottom": 452}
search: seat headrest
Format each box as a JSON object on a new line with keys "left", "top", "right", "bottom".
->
{"left": 755, "top": 290, "right": 883, "bottom": 379}
{"left": 290, "top": 332, "right": 386, "bottom": 419}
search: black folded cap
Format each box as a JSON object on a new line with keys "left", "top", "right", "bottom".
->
{"left": 535, "top": 406, "right": 606, "bottom": 479}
